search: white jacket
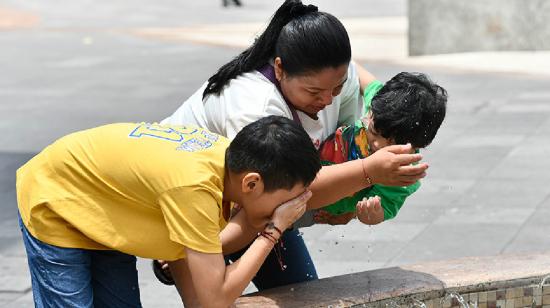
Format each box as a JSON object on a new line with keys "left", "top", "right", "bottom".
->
{"left": 162, "top": 62, "right": 362, "bottom": 149}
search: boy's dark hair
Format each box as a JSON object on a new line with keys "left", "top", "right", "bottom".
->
{"left": 202, "top": 0, "right": 351, "bottom": 99}
{"left": 371, "top": 72, "right": 447, "bottom": 148}
{"left": 226, "top": 115, "right": 321, "bottom": 192}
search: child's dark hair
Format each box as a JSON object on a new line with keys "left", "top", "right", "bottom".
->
{"left": 202, "top": 0, "right": 351, "bottom": 99}
{"left": 226, "top": 115, "right": 321, "bottom": 192}
{"left": 371, "top": 72, "right": 447, "bottom": 148}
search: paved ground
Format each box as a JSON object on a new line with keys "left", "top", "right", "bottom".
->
{"left": 1, "top": 0, "right": 550, "bottom": 306}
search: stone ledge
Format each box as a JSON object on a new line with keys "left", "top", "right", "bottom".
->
{"left": 235, "top": 251, "right": 550, "bottom": 307}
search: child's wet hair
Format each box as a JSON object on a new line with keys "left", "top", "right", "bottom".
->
{"left": 370, "top": 72, "right": 448, "bottom": 148}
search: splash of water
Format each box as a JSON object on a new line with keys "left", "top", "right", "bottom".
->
{"left": 411, "top": 298, "right": 427, "bottom": 308}
{"left": 532, "top": 274, "right": 550, "bottom": 307}
{"left": 441, "top": 292, "right": 469, "bottom": 308}
{"left": 385, "top": 299, "right": 400, "bottom": 308}
{"left": 538, "top": 274, "right": 550, "bottom": 289}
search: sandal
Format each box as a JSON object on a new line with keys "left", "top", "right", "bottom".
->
{"left": 152, "top": 260, "right": 175, "bottom": 286}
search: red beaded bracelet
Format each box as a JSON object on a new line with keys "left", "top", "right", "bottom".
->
{"left": 258, "top": 230, "right": 278, "bottom": 245}
{"left": 265, "top": 222, "right": 283, "bottom": 237}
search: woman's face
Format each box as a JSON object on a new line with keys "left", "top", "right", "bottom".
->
{"left": 275, "top": 58, "right": 349, "bottom": 118}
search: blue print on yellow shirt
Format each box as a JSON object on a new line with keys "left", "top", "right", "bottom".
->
{"left": 128, "top": 123, "right": 218, "bottom": 152}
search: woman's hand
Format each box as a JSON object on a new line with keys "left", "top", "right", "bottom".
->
{"left": 271, "top": 190, "right": 312, "bottom": 231}
{"left": 313, "top": 210, "right": 356, "bottom": 225}
{"left": 364, "top": 144, "right": 428, "bottom": 186}
{"left": 356, "top": 196, "right": 384, "bottom": 225}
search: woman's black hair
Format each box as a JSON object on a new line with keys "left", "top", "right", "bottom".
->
{"left": 202, "top": 0, "right": 351, "bottom": 99}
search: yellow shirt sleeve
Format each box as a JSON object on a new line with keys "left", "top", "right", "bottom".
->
{"left": 158, "top": 186, "right": 222, "bottom": 254}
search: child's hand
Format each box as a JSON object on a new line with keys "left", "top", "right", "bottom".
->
{"left": 356, "top": 196, "right": 384, "bottom": 225}
{"left": 271, "top": 190, "right": 312, "bottom": 231}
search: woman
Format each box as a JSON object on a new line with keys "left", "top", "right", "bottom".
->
{"left": 161, "top": 0, "right": 427, "bottom": 292}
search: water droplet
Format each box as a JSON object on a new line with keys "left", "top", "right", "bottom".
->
{"left": 386, "top": 300, "right": 400, "bottom": 308}
{"left": 412, "top": 299, "right": 427, "bottom": 308}
{"left": 539, "top": 274, "right": 550, "bottom": 288}
{"left": 441, "top": 292, "right": 469, "bottom": 308}
{"left": 82, "top": 37, "right": 94, "bottom": 45}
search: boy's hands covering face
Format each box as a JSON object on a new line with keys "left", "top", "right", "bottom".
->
{"left": 271, "top": 190, "right": 312, "bottom": 231}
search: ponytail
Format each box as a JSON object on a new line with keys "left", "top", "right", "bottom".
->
{"left": 202, "top": 0, "right": 317, "bottom": 99}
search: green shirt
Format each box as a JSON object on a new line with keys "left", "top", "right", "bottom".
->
{"left": 323, "top": 80, "right": 420, "bottom": 221}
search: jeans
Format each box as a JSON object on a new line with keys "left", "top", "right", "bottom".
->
{"left": 226, "top": 228, "right": 318, "bottom": 290}
{"left": 19, "top": 215, "right": 142, "bottom": 308}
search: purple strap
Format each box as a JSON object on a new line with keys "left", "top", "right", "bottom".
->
{"left": 257, "top": 64, "right": 302, "bottom": 126}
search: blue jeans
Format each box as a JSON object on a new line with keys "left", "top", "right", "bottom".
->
{"left": 226, "top": 228, "right": 318, "bottom": 290}
{"left": 19, "top": 216, "right": 142, "bottom": 308}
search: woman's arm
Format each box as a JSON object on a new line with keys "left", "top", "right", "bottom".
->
{"left": 307, "top": 144, "right": 427, "bottom": 210}
{"left": 355, "top": 61, "right": 377, "bottom": 95}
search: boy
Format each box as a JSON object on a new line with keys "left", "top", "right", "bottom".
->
{"left": 315, "top": 71, "right": 447, "bottom": 225}
{"left": 17, "top": 116, "right": 321, "bottom": 307}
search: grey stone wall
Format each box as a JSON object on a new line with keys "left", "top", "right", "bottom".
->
{"left": 409, "top": 0, "right": 550, "bottom": 55}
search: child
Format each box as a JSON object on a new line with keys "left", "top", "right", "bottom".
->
{"left": 16, "top": 116, "right": 321, "bottom": 307}
{"left": 317, "top": 72, "right": 447, "bottom": 225}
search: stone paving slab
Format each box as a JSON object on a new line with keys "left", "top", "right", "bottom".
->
{"left": 504, "top": 205, "right": 550, "bottom": 254}
{"left": 0, "top": 257, "right": 30, "bottom": 292}
{"left": 385, "top": 223, "right": 523, "bottom": 267}
{"left": 129, "top": 16, "right": 550, "bottom": 76}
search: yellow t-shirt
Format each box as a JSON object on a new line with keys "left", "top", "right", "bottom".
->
{"left": 16, "top": 123, "right": 231, "bottom": 261}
